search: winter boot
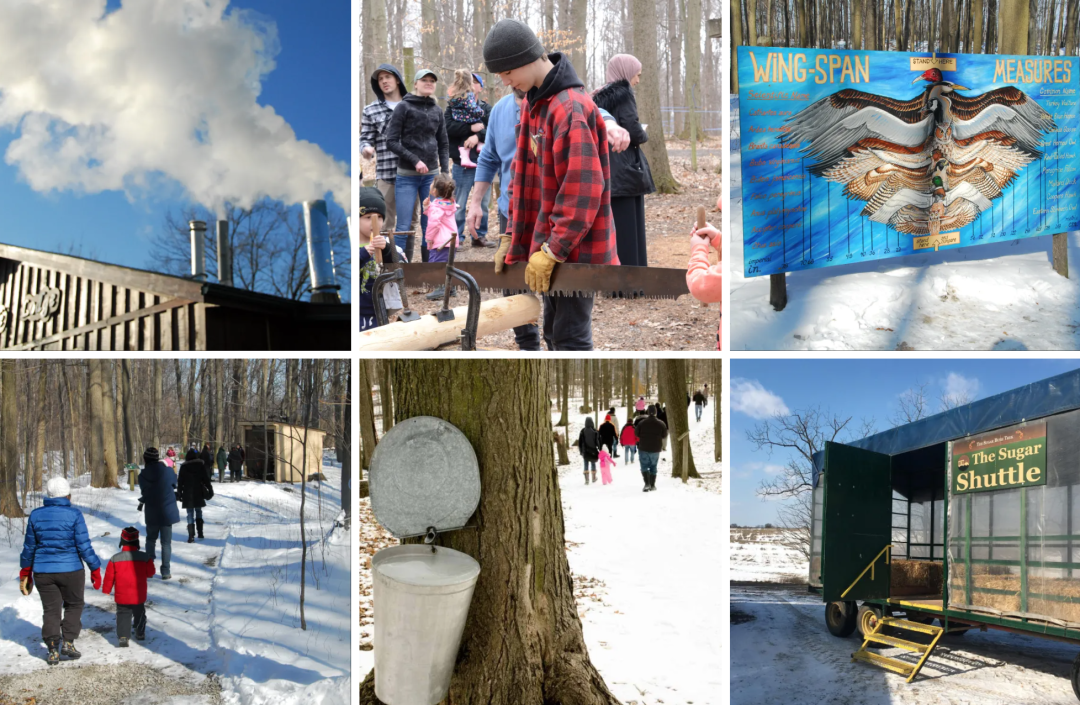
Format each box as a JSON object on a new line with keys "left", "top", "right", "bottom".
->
{"left": 196, "top": 518, "right": 205, "bottom": 540}
{"left": 187, "top": 523, "right": 196, "bottom": 543}
{"left": 46, "top": 638, "right": 60, "bottom": 665}
{"left": 591, "top": 470, "right": 597, "bottom": 483}
{"left": 459, "top": 145, "right": 478, "bottom": 168}
{"left": 135, "top": 620, "right": 146, "bottom": 641}
{"left": 61, "top": 640, "right": 81, "bottom": 660}
{"left": 648, "top": 473, "right": 658, "bottom": 491}
{"left": 584, "top": 472, "right": 590, "bottom": 485}
{"left": 642, "top": 472, "right": 650, "bottom": 492}
{"left": 118, "top": 637, "right": 129, "bottom": 648}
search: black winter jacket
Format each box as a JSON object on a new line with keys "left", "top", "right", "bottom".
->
{"left": 445, "top": 100, "right": 491, "bottom": 166}
{"left": 598, "top": 420, "right": 618, "bottom": 446}
{"left": 578, "top": 418, "right": 601, "bottom": 462}
{"left": 635, "top": 416, "right": 668, "bottom": 453}
{"left": 592, "top": 79, "right": 655, "bottom": 198}
{"left": 177, "top": 460, "right": 214, "bottom": 509}
{"left": 385, "top": 93, "right": 450, "bottom": 175}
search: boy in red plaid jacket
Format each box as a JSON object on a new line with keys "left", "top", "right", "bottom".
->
{"left": 102, "top": 527, "right": 155, "bottom": 647}
{"left": 483, "top": 19, "right": 617, "bottom": 350}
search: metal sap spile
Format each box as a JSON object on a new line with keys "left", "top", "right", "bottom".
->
{"left": 368, "top": 416, "right": 481, "bottom": 539}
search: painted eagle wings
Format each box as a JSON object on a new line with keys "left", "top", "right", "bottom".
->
{"left": 781, "top": 86, "right": 1056, "bottom": 235}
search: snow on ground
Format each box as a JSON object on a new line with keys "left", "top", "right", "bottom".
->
{"left": 0, "top": 456, "right": 350, "bottom": 705}
{"left": 730, "top": 136, "right": 1080, "bottom": 351}
{"left": 729, "top": 528, "right": 808, "bottom": 583}
{"left": 732, "top": 584, "right": 1080, "bottom": 704}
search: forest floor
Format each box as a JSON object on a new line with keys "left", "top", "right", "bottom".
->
{"left": 0, "top": 457, "right": 350, "bottom": 705}
{"left": 370, "top": 138, "right": 721, "bottom": 351}
{"left": 731, "top": 584, "right": 1080, "bottom": 704}
{"left": 357, "top": 398, "right": 724, "bottom": 704}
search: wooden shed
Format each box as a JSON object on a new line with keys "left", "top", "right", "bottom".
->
{"left": 0, "top": 244, "right": 349, "bottom": 350}
{"left": 238, "top": 421, "right": 325, "bottom": 483}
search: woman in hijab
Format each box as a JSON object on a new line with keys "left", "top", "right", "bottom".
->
{"left": 592, "top": 54, "right": 655, "bottom": 267}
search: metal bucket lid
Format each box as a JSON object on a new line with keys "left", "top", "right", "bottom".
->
{"left": 373, "top": 545, "right": 480, "bottom": 588}
{"left": 369, "top": 416, "right": 481, "bottom": 538}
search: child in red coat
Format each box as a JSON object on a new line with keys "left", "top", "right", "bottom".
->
{"left": 619, "top": 420, "right": 638, "bottom": 465}
{"left": 102, "top": 527, "right": 155, "bottom": 647}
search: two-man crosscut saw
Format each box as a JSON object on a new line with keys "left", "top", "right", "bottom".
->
{"left": 380, "top": 261, "right": 689, "bottom": 299}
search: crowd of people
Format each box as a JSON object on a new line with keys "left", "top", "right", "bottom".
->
{"left": 359, "top": 18, "right": 723, "bottom": 350}
{"left": 17, "top": 443, "right": 249, "bottom": 664}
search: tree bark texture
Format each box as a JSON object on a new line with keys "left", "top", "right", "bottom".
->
{"left": 0, "top": 360, "right": 23, "bottom": 517}
{"left": 632, "top": 0, "right": 679, "bottom": 193}
{"left": 659, "top": 360, "right": 699, "bottom": 478}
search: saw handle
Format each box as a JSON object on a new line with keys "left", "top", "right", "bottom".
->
{"left": 696, "top": 206, "right": 707, "bottom": 229}
{"left": 371, "top": 214, "right": 384, "bottom": 265}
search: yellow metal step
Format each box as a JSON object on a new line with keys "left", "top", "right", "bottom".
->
{"left": 852, "top": 649, "right": 915, "bottom": 676}
{"left": 880, "top": 617, "right": 943, "bottom": 636}
{"left": 863, "top": 633, "right": 929, "bottom": 653}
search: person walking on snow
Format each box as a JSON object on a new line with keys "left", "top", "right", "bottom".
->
{"left": 101, "top": 527, "right": 155, "bottom": 647}
{"left": 578, "top": 417, "right": 601, "bottom": 485}
{"left": 598, "top": 415, "right": 618, "bottom": 459}
{"left": 227, "top": 445, "right": 244, "bottom": 482}
{"left": 598, "top": 449, "right": 615, "bottom": 485}
{"left": 138, "top": 448, "right": 179, "bottom": 580}
{"left": 178, "top": 449, "right": 214, "bottom": 543}
{"left": 199, "top": 443, "right": 214, "bottom": 481}
{"left": 216, "top": 445, "right": 227, "bottom": 483}
{"left": 19, "top": 477, "right": 102, "bottom": 665}
{"left": 635, "top": 396, "right": 646, "bottom": 413}
{"left": 483, "top": 19, "right": 617, "bottom": 350}
{"left": 619, "top": 419, "right": 638, "bottom": 465}
{"left": 693, "top": 389, "right": 706, "bottom": 422}
{"left": 635, "top": 405, "right": 667, "bottom": 492}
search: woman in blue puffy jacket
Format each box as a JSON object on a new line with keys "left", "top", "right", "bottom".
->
{"left": 19, "top": 477, "right": 101, "bottom": 665}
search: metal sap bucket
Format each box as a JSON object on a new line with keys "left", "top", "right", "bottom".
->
{"left": 373, "top": 544, "right": 481, "bottom": 705}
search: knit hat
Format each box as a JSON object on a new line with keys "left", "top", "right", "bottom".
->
{"left": 46, "top": 477, "right": 70, "bottom": 498}
{"left": 120, "top": 526, "right": 140, "bottom": 549}
{"left": 605, "top": 53, "right": 642, "bottom": 84}
{"left": 144, "top": 447, "right": 160, "bottom": 463}
{"left": 483, "top": 19, "right": 545, "bottom": 73}
{"left": 358, "top": 187, "right": 386, "bottom": 218}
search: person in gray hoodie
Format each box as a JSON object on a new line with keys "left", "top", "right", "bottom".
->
{"left": 384, "top": 69, "right": 451, "bottom": 258}
{"left": 361, "top": 64, "right": 408, "bottom": 232}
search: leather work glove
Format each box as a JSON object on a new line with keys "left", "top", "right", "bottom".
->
{"left": 494, "top": 235, "right": 512, "bottom": 273}
{"left": 524, "top": 243, "right": 562, "bottom": 293}
{"left": 19, "top": 567, "right": 32, "bottom": 596}
{"left": 91, "top": 568, "right": 102, "bottom": 590}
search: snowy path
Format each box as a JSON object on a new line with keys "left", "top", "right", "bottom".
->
{"left": 730, "top": 138, "right": 1080, "bottom": 351}
{"left": 0, "top": 460, "right": 350, "bottom": 705}
{"left": 732, "top": 585, "right": 1079, "bottom": 704}
{"left": 559, "top": 403, "right": 723, "bottom": 705}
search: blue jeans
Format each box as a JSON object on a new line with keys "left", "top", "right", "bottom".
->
{"left": 639, "top": 451, "right": 660, "bottom": 476}
{"left": 624, "top": 445, "right": 637, "bottom": 463}
{"left": 583, "top": 458, "right": 596, "bottom": 473}
{"left": 186, "top": 507, "right": 203, "bottom": 524}
{"left": 452, "top": 164, "right": 489, "bottom": 240}
{"left": 394, "top": 173, "right": 435, "bottom": 257}
{"left": 145, "top": 524, "right": 173, "bottom": 577}
{"left": 695, "top": 403, "right": 703, "bottom": 421}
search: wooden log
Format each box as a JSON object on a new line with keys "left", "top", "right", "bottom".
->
{"left": 357, "top": 294, "right": 541, "bottom": 351}
{"left": 1053, "top": 233, "right": 1069, "bottom": 278}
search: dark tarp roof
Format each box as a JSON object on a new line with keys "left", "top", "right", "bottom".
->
{"left": 812, "top": 368, "right": 1080, "bottom": 486}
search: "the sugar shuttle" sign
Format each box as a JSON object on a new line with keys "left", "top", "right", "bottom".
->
{"left": 951, "top": 421, "right": 1047, "bottom": 494}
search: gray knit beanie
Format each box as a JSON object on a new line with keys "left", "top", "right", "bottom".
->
{"left": 483, "top": 19, "right": 545, "bottom": 73}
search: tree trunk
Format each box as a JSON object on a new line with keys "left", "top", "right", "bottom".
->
{"left": 554, "top": 431, "right": 571, "bottom": 466}
{"left": 378, "top": 361, "right": 394, "bottom": 433}
{"left": 60, "top": 364, "right": 70, "bottom": 481}
{"left": 215, "top": 360, "right": 225, "bottom": 462}
{"left": 152, "top": 361, "right": 161, "bottom": 450}
{"left": 35, "top": 363, "right": 46, "bottom": 491}
{"left": 632, "top": 0, "right": 680, "bottom": 193}
{"left": 1066, "top": 0, "right": 1079, "bottom": 55}
{"left": 1000, "top": 0, "right": 1028, "bottom": 53}
{"left": 668, "top": 0, "right": 682, "bottom": 135}
{"left": 731, "top": 0, "right": 744, "bottom": 91}
{"left": 746, "top": 0, "right": 758, "bottom": 45}
{"left": 852, "top": 0, "right": 863, "bottom": 49}
{"left": 262, "top": 359, "right": 270, "bottom": 484}
{"left": 684, "top": 0, "right": 701, "bottom": 145}
{"left": 0, "top": 360, "right": 23, "bottom": 517}
{"left": 358, "top": 360, "right": 620, "bottom": 705}
{"left": 341, "top": 361, "right": 352, "bottom": 523}
{"left": 713, "top": 360, "right": 722, "bottom": 463}
{"left": 570, "top": 0, "right": 588, "bottom": 85}
{"left": 1026, "top": 0, "right": 1038, "bottom": 53}
{"left": 658, "top": 360, "right": 698, "bottom": 479}
{"left": 298, "top": 360, "right": 311, "bottom": 630}
{"left": 88, "top": 360, "right": 106, "bottom": 487}
{"left": 100, "top": 361, "right": 120, "bottom": 488}
{"left": 358, "top": 360, "right": 378, "bottom": 472}
{"left": 582, "top": 360, "right": 591, "bottom": 413}
{"left": 121, "top": 360, "right": 135, "bottom": 467}
{"left": 420, "top": 0, "right": 441, "bottom": 68}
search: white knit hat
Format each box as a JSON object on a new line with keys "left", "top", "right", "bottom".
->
{"left": 46, "top": 477, "right": 71, "bottom": 498}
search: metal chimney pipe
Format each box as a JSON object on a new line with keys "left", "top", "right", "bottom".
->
{"left": 216, "top": 220, "right": 233, "bottom": 286}
{"left": 303, "top": 200, "right": 341, "bottom": 304}
{"left": 188, "top": 220, "right": 207, "bottom": 282}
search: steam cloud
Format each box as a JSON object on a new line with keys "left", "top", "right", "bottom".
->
{"left": 0, "top": 0, "right": 349, "bottom": 213}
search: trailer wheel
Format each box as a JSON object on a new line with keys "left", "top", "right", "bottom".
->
{"left": 857, "top": 604, "right": 883, "bottom": 639}
{"left": 825, "top": 601, "right": 857, "bottom": 637}
{"left": 1071, "top": 651, "right": 1080, "bottom": 701}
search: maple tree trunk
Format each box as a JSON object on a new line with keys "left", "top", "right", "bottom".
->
{"left": 0, "top": 360, "right": 23, "bottom": 517}
{"left": 659, "top": 359, "right": 699, "bottom": 478}
{"left": 358, "top": 360, "right": 621, "bottom": 705}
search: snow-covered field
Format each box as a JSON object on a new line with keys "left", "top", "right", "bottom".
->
{"left": 729, "top": 528, "right": 808, "bottom": 583}
{"left": 732, "top": 584, "right": 1080, "bottom": 704}
{"left": 358, "top": 402, "right": 724, "bottom": 704}
{"left": 0, "top": 457, "right": 351, "bottom": 705}
{"left": 730, "top": 135, "right": 1080, "bottom": 351}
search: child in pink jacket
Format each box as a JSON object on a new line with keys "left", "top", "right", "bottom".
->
{"left": 687, "top": 201, "right": 722, "bottom": 350}
{"left": 598, "top": 450, "right": 615, "bottom": 485}
{"left": 423, "top": 174, "right": 458, "bottom": 263}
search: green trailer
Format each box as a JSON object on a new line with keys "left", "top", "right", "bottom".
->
{"left": 810, "top": 369, "right": 1080, "bottom": 697}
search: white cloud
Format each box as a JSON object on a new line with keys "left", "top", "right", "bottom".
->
{"left": 732, "top": 378, "right": 790, "bottom": 420}
{"left": 943, "top": 372, "right": 980, "bottom": 403}
{"left": 0, "top": 1, "right": 348, "bottom": 213}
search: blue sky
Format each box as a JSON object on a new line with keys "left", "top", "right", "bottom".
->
{"left": 0, "top": 0, "right": 349, "bottom": 272}
{"left": 731, "top": 359, "right": 1080, "bottom": 526}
